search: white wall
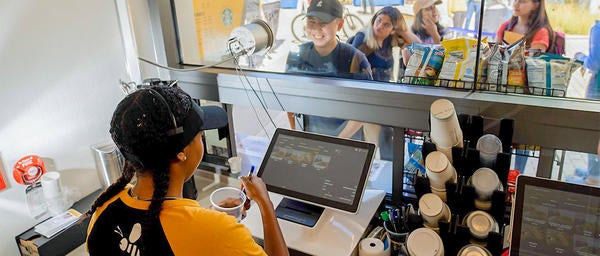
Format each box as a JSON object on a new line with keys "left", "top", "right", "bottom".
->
{"left": 0, "top": 0, "right": 128, "bottom": 254}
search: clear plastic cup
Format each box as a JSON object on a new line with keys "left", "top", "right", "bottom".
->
{"left": 209, "top": 187, "right": 246, "bottom": 222}
{"left": 476, "top": 134, "right": 502, "bottom": 168}
{"left": 383, "top": 221, "right": 409, "bottom": 255}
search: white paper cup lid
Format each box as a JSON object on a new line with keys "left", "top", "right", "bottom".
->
{"left": 407, "top": 228, "right": 443, "bottom": 256}
{"left": 430, "top": 99, "right": 455, "bottom": 120}
{"left": 458, "top": 244, "right": 492, "bottom": 256}
{"left": 472, "top": 168, "right": 500, "bottom": 193}
{"left": 419, "top": 193, "right": 444, "bottom": 217}
{"left": 466, "top": 211, "right": 495, "bottom": 239}
{"left": 426, "top": 151, "right": 449, "bottom": 173}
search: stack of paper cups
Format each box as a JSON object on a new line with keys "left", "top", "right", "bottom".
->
{"left": 430, "top": 99, "right": 463, "bottom": 163}
{"left": 41, "top": 172, "right": 67, "bottom": 215}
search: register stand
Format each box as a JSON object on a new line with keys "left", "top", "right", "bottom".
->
{"left": 242, "top": 190, "right": 385, "bottom": 256}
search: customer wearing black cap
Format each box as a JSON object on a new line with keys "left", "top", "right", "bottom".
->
{"left": 86, "top": 85, "right": 289, "bottom": 255}
{"left": 285, "top": 0, "right": 373, "bottom": 134}
{"left": 286, "top": 0, "right": 372, "bottom": 80}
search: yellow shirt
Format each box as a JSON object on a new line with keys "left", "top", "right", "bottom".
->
{"left": 87, "top": 187, "right": 267, "bottom": 255}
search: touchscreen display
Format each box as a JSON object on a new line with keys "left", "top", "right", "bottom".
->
{"left": 518, "top": 184, "right": 600, "bottom": 255}
{"left": 259, "top": 131, "right": 374, "bottom": 211}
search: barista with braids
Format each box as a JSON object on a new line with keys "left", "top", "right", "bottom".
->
{"left": 86, "top": 85, "right": 289, "bottom": 255}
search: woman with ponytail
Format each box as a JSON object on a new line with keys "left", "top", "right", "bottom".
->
{"left": 86, "top": 85, "right": 288, "bottom": 255}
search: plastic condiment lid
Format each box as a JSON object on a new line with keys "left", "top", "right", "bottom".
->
{"left": 425, "top": 151, "right": 449, "bottom": 173}
{"left": 407, "top": 228, "right": 443, "bottom": 256}
{"left": 466, "top": 211, "right": 495, "bottom": 239}
{"left": 472, "top": 168, "right": 500, "bottom": 193}
{"left": 458, "top": 244, "right": 492, "bottom": 256}
{"left": 476, "top": 134, "right": 502, "bottom": 154}
{"left": 430, "top": 99, "right": 455, "bottom": 120}
{"left": 419, "top": 193, "right": 444, "bottom": 217}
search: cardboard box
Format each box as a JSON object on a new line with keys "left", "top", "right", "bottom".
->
{"left": 16, "top": 189, "right": 101, "bottom": 256}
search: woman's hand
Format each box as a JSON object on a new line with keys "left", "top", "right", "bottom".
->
{"left": 239, "top": 176, "right": 271, "bottom": 207}
{"left": 423, "top": 17, "right": 438, "bottom": 36}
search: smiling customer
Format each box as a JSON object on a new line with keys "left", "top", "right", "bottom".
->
{"left": 285, "top": 0, "right": 372, "bottom": 133}
{"left": 286, "top": 0, "right": 372, "bottom": 80}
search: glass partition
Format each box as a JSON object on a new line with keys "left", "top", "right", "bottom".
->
{"left": 173, "top": 0, "right": 599, "bottom": 100}
{"left": 230, "top": 104, "right": 394, "bottom": 194}
{"left": 552, "top": 149, "right": 600, "bottom": 187}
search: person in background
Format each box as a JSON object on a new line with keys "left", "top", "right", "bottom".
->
{"left": 498, "top": 0, "right": 553, "bottom": 172}
{"left": 86, "top": 86, "right": 289, "bottom": 256}
{"left": 340, "top": 6, "right": 420, "bottom": 158}
{"left": 286, "top": 0, "right": 373, "bottom": 132}
{"left": 348, "top": 6, "right": 420, "bottom": 82}
{"left": 361, "top": 0, "right": 375, "bottom": 14}
{"left": 448, "top": 0, "right": 467, "bottom": 28}
{"left": 496, "top": 0, "right": 554, "bottom": 52}
{"left": 411, "top": 0, "right": 446, "bottom": 44}
{"left": 464, "top": 0, "right": 482, "bottom": 32}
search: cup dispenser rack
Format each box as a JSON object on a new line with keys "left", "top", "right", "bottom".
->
{"left": 410, "top": 115, "right": 515, "bottom": 256}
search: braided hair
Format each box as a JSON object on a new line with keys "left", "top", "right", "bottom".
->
{"left": 85, "top": 85, "right": 193, "bottom": 235}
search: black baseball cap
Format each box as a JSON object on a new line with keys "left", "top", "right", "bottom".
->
{"left": 306, "top": 0, "right": 343, "bottom": 24}
{"left": 110, "top": 85, "right": 228, "bottom": 168}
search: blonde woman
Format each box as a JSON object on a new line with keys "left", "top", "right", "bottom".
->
{"left": 339, "top": 7, "right": 420, "bottom": 156}
{"left": 348, "top": 6, "right": 420, "bottom": 82}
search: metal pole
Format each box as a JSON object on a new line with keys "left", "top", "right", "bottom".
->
{"left": 472, "top": 0, "right": 487, "bottom": 92}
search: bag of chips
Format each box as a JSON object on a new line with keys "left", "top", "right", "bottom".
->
{"left": 404, "top": 43, "right": 444, "bottom": 85}
{"left": 525, "top": 53, "right": 582, "bottom": 96}
{"left": 506, "top": 40, "right": 527, "bottom": 88}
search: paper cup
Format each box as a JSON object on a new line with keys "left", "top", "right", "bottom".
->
{"left": 209, "top": 187, "right": 246, "bottom": 222}
{"left": 227, "top": 157, "right": 242, "bottom": 174}
{"left": 457, "top": 244, "right": 492, "bottom": 256}
{"left": 430, "top": 187, "right": 447, "bottom": 202}
{"left": 471, "top": 168, "right": 501, "bottom": 200}
{"left": 407, "top": 228, "right": 444, "bottom": 256}
{"left": 426, "top": 151, "right": 457, "bottom": 190}
{"left": 463, "top": 211, "right": 499, "bottom": 240}
{"left": 41, "top": 172, "right": 62, "bottom": 199}
{"left": 430, "top": 99, "right": 463, "bottom": 148}
{"left": 419, "top": 193, "right": 450, "bottom": 228}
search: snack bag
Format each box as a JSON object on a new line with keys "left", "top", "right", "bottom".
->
{"left": 439, "top": 38, "right": 474, "bottom": 87}
{"left": 486, "top": 44, "right": 508, "bottom": 90}
{"left": 525, "top": 53, "right": 583, "bottom": 96}
{"left": 404, "top": 43, "right": 431, "bottom": 83}
{"left": 418, "top": 47, "right": 444, "bottom": 84}
{"left": 506, "top": 40, "right": 527, "bottom": 88}
{"left": 404, "top": 43, "right": 444, "bottom": 85}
